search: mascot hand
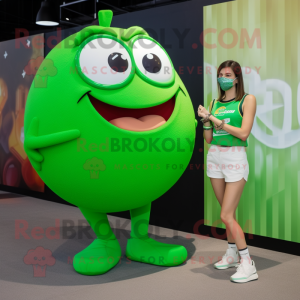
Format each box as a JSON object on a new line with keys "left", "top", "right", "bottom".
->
{"left": 24, "top": 117, "right": 81, "bottom": 171}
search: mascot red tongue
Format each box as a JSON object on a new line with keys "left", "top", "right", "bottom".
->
{"left": 110, "top": 115, "right": 166, "bottom": 131}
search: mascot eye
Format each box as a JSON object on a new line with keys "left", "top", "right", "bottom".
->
{"left": 132, "top": 37, "right": 174, "bottom": 85}
{"left": 108, "top": 52, "right": 129, "bottom": 72}
{"left": 142, "top": 53, "right": 161, "bottom": 73}
{"left": 77, "top": 37, "right": 133, "bottom": 88}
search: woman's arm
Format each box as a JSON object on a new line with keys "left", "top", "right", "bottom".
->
{"left": 203, "top": 101, "right": 213, "bottom": 144}
{"left": 208, "top": 95, "right": 257, "bottom": 141}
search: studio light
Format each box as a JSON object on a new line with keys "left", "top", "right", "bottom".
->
{"left": 36, "top": 0, "right": 59, "bottom": 26}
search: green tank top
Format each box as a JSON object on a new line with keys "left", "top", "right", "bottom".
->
{"left": 210, "top": 93, "right": 248, "bottom": 147}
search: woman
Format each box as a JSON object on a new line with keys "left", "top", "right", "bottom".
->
{"left": 198, "top": 60, "right": 257, "bottom": 283}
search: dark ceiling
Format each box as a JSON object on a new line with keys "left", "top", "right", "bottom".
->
{"left": 0, "top": 0, "right": 189, "bottom": 42}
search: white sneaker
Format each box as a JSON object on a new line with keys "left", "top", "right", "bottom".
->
{"left": 214, "top": 248, "right": 239, "bottom": 269}
{"left": 230, "top": 259, "right": 258, "bottom": 283}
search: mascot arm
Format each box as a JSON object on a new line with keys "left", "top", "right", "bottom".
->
{"left": 24, "top": 117, "right": 80, "bottom": 171}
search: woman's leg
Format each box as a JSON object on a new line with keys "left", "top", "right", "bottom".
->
{"left": 210, "top": 178, "right": 226, "bottom": 206}
{"left": 210, "top": 178, "right": 237, "bottom": 243}
{"left": 222, "top": 179, "right": 258, "bottom": 283}
{"left": 220, "top": 178, "right": 247, "bottom": 250}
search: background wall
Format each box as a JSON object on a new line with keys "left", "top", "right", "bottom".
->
{"left": 1, "top": 0, "right": 299, "bottom": 255}
{"left": 0, "top": 35, "right": 44, "bottom": 192}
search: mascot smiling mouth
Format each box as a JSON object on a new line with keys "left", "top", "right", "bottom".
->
{"left": 80, "top": 90, "right": 180, "bottom": 132}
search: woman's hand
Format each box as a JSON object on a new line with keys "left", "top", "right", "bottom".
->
{"left": 197, "top": 105, "right": 209, "bottom": 118}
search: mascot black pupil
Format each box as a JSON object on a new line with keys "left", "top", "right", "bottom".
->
{"left": 142, "top": 53, "right": 161, "bottom": 73}
{"left": 108, "top": 52, "right": 128, "bottom": 72}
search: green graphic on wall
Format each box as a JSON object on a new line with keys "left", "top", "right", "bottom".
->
{"left": 204, "top": 0, "right": 300, "bottom": 243}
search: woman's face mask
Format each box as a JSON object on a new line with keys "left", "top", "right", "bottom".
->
{"left": 217, "top": 76, "right": 238, "bottom": 91}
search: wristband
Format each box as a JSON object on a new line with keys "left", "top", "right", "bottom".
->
{"left": 200, "top": 113, "right": 212, "bottom": 123}
{"left": 203, "top": 125, "right": 212, "bottom": 130}
{"left": 214, "top": 119, "right": 225, "bottom": 130}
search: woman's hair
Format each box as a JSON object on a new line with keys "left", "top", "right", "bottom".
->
{"left": 216, "top": 60, "right": 245, "bottom": 101}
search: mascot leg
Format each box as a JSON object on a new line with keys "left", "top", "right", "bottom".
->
{"left": 126, "top": 203, "right": 187, "bottom": 266}
{"left": 73, "top": 208, "right": 121, "bottom": 275}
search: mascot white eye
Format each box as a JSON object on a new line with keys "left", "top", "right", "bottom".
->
{"left": 132, "top": 37, "right": 174, "bottom": 85}
{"left": 76, "top": 36, "right": 134, "bottom": 88}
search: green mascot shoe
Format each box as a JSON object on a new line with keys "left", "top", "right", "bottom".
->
{"left": 126, "top": 237, "right": 187, "bottom": 267}
{"left": 73, "top": 239, "right": 121, "bottom": 275}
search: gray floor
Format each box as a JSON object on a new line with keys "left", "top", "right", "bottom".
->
{"left": 1, "top": 193, "right": 299, "bottom": 300}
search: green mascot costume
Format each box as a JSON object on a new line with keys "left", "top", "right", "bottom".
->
{"left": 24, "top": 10, "right": 197, "bottom": 275}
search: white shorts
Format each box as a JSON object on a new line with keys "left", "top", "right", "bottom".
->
{"left": 206, "top": 144, "right": 249, "bottom": 182}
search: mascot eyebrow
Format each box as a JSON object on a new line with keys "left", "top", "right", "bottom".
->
{"left": 74, "top": 10, "right": 148, "bottom": 46}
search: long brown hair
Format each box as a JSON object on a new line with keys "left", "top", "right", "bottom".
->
{"left": 216, "top": 60, "right": 245, "bottom": 101}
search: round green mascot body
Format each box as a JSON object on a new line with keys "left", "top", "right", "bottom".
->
{"left": 24, "top": 10, "right": 197, "bottom": 275}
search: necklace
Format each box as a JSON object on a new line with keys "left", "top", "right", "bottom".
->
{"left": 220, "top": 97, "right": 236, "bottom": 102}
